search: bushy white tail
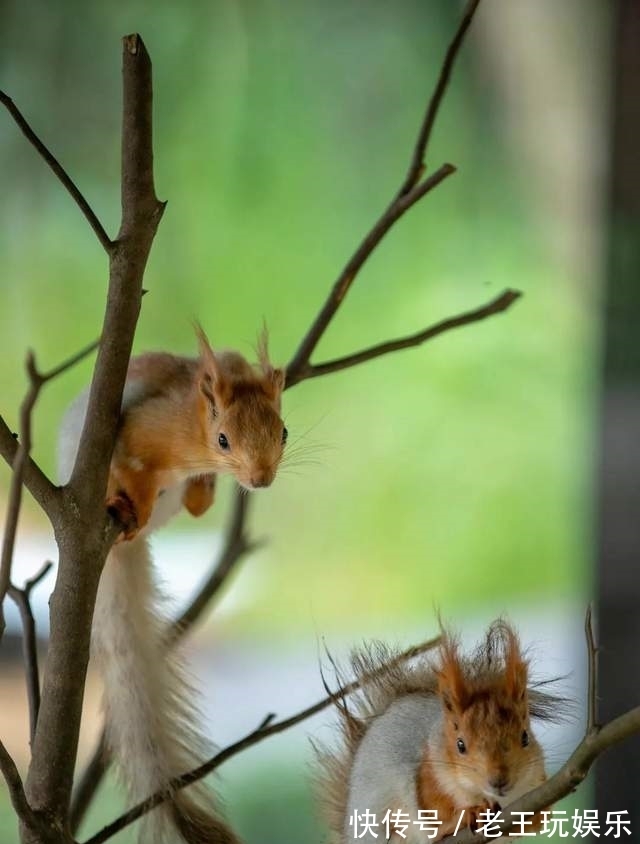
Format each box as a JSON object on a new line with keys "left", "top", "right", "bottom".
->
{"left": 92, "top": 537, "right": 239, "bottom": 844}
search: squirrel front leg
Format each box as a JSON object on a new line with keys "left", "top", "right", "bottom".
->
{"left": 106, "top": 464, "right": 160, "bottom": 541}
{"left": 183, "top": 473, "right": 216, "bottom": 517}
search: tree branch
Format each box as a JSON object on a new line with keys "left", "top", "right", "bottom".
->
{"left": 286, "top": 0, "right": 483, "bottom": 383}
{"left": 0, "top": 338, "right": 99, "bottom": 641}
{"left": 168, "top": 491, "right": 259, "bottom": 644}
{"left": 7, "top": 562, "right": 54, "bottom": 746}
{"left": 23, "top": 34, "right": 164, "bottom": 827}
{"left": 397, "top": 0, "right": 482, "bottom": 197}
{"left": 0, "top": 739, "right": 35, "bottom": 830}
{"left": 291, "top": 289, "right": 521, "bottom": 384}
{"left": 82, "top": 635, "right": 442, "bottom": 844}
{"left": 0, "top": 91, "right": 113, "bottom": 253}
{"left": 286, "top": 164, "right": 456, "bottom": 383}
{"left": 585, "top": 604, "right": 598, "bottom": 733}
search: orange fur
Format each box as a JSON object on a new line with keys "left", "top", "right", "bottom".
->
{"left": 421, "top": 622, "right": 545, "bottom": 837}
{"left": 108, "top": 326, "right": 286, "bottom": 539}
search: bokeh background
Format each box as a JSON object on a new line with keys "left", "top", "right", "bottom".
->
{"left": 0, "top": 0, "right": 630, "bottom": 842}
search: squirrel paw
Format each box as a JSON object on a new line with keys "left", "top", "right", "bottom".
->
{"left": 106, "top": 492, "right": 139, "bottom": 541}
{"left": 467, "top": 802, "right": 501, "bottom": 833}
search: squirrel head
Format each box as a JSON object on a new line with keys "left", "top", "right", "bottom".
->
{"left": 195, "top": 324, "right": 287, "bottom": 490}
{"left": 434, "top": 620, "right": 543, "bottom": 803}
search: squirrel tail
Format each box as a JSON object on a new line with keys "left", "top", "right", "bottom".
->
{"left": 92, "top": 538, "right": 240, "bottom": 844}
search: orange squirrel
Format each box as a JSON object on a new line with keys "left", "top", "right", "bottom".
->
{"left": 318, "top": 621, "right": 562, "bottom": 843}
{"left": 58, "top": 326, "right": 287, "bottom": 844}
{"left": 104, "top": 324, "right": 287, "bottom": 539}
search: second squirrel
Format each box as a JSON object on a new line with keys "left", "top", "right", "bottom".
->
{"left": 318, "top": 620, "right": 562, "bottom": 843}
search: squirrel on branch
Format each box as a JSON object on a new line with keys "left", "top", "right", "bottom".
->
{"left": 58, "top": 324, "right": 287, "bottom": 844}
{"left": 317, "top": 620, "right": 565, "bottom": 843}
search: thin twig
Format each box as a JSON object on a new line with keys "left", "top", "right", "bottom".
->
{"left": 397, "top": 0, "right": 482, "bottom": 197}
{"left": 0, "top": 738, "right": 35, "bottom": 827}
{"left": 83, "top": 635, "right": 442, "bottom": 844}
{"left": 0, "top": 340, "right": 99, "bottom": 640}
{"left": 7, "top": 562, "right": 54, "bottom": 746}
{"left": 585, "top": 604, "right": 598, "bottom": 734}
{"left": 0, "top": 91, "right": 113, "bottom": 253}
{"left": 286, "top": 164, "right": 456, "bottom": 383}
{"left": 168, "top": 490, "right": 258, "bottom": 644}
{"left": 69, "top": 732, "right": 108, "bottom": 835}
{"left": 287, "top": 0, "right": 483, "bottom": 381}
{"left": 295, "top": 289, "right": 521, "bottom": 383}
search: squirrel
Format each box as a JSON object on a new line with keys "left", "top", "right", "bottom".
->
{"left": 58, "top": 325, "right": 287, "bottom": 844}
{"left": 317, "top": 620, "right": 564, "bottom": 843}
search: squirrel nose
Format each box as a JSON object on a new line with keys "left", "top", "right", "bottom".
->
{"left": 488, "top": 773, "right": 509, "bottom": 794}
{"left": 250, "top": 472, "right": 272, "bottom": 489}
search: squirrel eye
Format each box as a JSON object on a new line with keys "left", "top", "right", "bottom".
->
{"left": 456, "top": 738, "right": 466, "bottom": 755}
{"left": 521, "top": 730, "right": 529, "bottom": 748}
{"left": 218, "top": 433, "right": 230, "bottom": 450}
{"left": 282, "top": 426, "right": 288, "bottom": 445}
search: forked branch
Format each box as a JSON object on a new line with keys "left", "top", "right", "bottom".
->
{"left": 286, "top": 0, "right": 484, "bottom": 381}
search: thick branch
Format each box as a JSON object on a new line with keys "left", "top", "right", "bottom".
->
{"left": 290, "top": 289, "right": 521, "bottom": 384}
{"left": 83, "top": 635, "right": 442, "bottom": 844}
{"left": 69, "top": 35, "right": 164, "bottom": 507}
{"left": 0, "top": 91, "right": 112, "bottom": 253}
{"left": 24, "top": 34, "right": 164, "bottom": 826}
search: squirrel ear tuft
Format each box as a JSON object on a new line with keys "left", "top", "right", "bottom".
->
{"left": 498, "top": 622, "right": 528, "bottom": 703}
{"left": 436, "top": 632, "right": 469, "bottom": 714}
{"left": 256, "top": 323, "right": 285, "bottom": 400}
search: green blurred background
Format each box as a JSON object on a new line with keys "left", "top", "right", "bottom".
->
{"left": 0, "top": 0, "right": 609, "bottom": 841}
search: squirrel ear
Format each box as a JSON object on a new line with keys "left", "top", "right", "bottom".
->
{"left": 436, "top": 633, "right": 469, "bottom": 714}
{"left": 256, "top": 323, "right": 285, "bottom": 401}
{"left": 194, "top": 323, "right": 230, "bottom": 407}
{"left": 501, "top": 623, "right": 528, "bottom": 703}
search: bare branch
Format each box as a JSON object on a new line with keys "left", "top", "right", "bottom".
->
{"left": 585, "top": 604, "right": 598, "bottom": 734}
{"left": 7, "top": 562, "right": 54, "bottom": 746}
{"left": 286, "top": 0, "right": 483, "bottom": 382}
{"left": 68, "top": 35, "right": 165, "bottom": 507}
{"left": 0, "top": 339, "right": 99, "bottom": 640}
{"left": 83, "top": 635, "right": 442, "bottom": 844}
{"left": 69, "top": 732, "right": 108, "bottom": 835}
{"left": 0, "top": 91, "right": 113, "bottom": 253}
{"left": 397, "top": 0, "right": 482, "bottom": 197}
{"left": 25, "top": 34, "right": 165, "bottom": 825}
{"left": 0, "top": 738, "right": 35, "bottom": 828}
{"left": 286, "top": 164, "right": 456, "bottom": 382}
{"left": 291, "top": 289, "right": 521, "bottom": 384}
